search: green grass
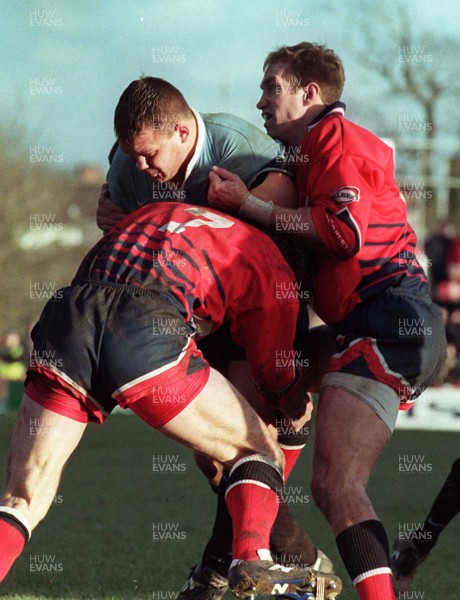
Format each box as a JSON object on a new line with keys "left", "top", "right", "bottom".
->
{"left": 0, "top": 412, "right": 458, "bottom": 599}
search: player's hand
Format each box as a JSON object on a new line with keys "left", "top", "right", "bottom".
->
{"left": 96, "top": 184, "right": 128, "bottom": 232}
{"left": 281, "top": 394, "right": 313, "bottom": 431}
{"left": 208, "top": 166, "right": 248, "bottom": 213}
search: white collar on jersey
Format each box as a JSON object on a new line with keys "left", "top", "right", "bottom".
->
{"left": 307, "top": 102, "right": 346, "bottom": 131}
{"left": 181, "top": 108, "right": 206, "bottom": 188}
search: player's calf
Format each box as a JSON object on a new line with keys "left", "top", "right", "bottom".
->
{"left": 224, "top": 454, "right": 343, "bottom": 597}
{"left": 225, "top": 454, "right": 284, "bottom": 561}
{"left": 0, "top": 394, "right": 86, "bottom": 584}
{"left": 312, "top": 387, "right": 395, "bottom": 599}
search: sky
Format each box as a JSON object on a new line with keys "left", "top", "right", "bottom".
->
{"left": 1, "top": 0, "right": 459, "bottom": 172}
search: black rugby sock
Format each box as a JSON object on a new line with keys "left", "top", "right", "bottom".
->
{"left": 201, "top": 478, "right": 233, "bottom": 577}
{"left": 413, "top": 458, "right": 460, "bottom": 554}
{"left": 336, "top": 520, "right": 391, "bottom": 582}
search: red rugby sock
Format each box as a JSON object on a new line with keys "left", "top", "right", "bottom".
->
{"left": 0, "top": 518, "right": 27, "bottom": 583}
{"left": 226, "top": 482, "right": 279, "bottom": 561}
{"left": 355, "top": 572, "right": 395, "bottom": 600}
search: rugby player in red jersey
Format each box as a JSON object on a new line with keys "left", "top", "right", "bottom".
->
{"left": 0, "top": 203, "right": 341, "bottom": 598}
{"left": 208, "top": 42, "right": 447, "bottom": 600}
{"left": 95, "top": 76, "right": 334, "bottom": 597}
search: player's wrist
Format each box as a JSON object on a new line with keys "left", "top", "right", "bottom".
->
{"left": 238, "top": 193, "right": 274, "bottom": 228}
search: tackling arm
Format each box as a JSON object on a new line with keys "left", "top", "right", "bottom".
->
{"left": 229, "top": 299, "right": 309, "bottom": 426}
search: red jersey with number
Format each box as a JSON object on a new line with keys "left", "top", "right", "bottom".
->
{"left": 295, "top": 103, "right": 428, "bottom": 324}
{"left": 73, "top": 202, "right": 302, "bottom": 398}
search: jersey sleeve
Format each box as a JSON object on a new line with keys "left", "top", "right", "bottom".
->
{"left": 107, "top": 146, "right": 154, "bottom": 211}
{"left": 309, "top": 153, "right": 389, "bottom": 260}
{"left": 302, "top": 122, "right": 391, "bottom": 261}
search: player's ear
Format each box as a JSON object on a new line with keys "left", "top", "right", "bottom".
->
{"left": 303, "top": 82, "right": 321, "bottom": 104}
{"left": 175, "top": 123, "right": 190, "bottom": 142}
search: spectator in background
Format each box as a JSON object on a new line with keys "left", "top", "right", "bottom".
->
{"left": 424, "top": 221, "right": 456, "bottom": 290}
{"left": 435, "top": 234, "right": 460, "bottom": 383}
{"left": 0, "top": 331, "right": 26, "bottom": 409}
{"left": 0, "top": 332, "right": 26, "bottom": 381}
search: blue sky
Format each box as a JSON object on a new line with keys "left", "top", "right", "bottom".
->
{"left": 2, "top": 0, "right": 459, "bottom": 171}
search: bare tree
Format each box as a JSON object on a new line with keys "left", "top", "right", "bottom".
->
{"left": 348, "top": 0, "right": 459, "bottom": 183}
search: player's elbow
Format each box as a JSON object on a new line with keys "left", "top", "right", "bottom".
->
{"left": 328, "top": 237, "right": 361, "bottom": 261}
{"left": 322, "top": 218, "right": 362, "bottom": 261}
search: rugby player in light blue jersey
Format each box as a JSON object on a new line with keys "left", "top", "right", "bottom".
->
{"left": 94, "top": 77, "right": 334, "bottom": 600}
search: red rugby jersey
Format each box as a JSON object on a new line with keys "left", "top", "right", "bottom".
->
{"left": 73, "top": 202, "right": 302, "bottom": 400}
{"left": 296, "top": 103, "right": 428, "bottom": 324}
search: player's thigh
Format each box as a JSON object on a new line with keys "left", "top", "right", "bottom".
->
{"left": 159, "top": 368, "right": 282, "bottom": 470}
{"left": 313, "top": 385, "right": 391, "bottom": 485}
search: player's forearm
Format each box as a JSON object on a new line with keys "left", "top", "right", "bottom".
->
{"left": 241, "top": 197, "right": 358, "bottom": 259}
{"left": 240, "top": 197, "right": 327, "bottom": 254}
{"left": 270, "top": 205, "right": 322, "bottom": 247}
{"left": 250, "top": 171, "right": 298, "bottom": 209}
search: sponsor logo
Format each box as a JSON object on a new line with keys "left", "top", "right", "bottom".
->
{"left": 271, "top": 583, "right": 290, "bottom": 594}
{"left": 330, "top": 186, "right": 360, "bottom": 205}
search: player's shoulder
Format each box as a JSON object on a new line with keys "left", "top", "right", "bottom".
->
{"left": 127, "top": 202, "right": 241, "bottom": 229}
{"left": 341, "top": 116, "right": 391, "bottom": 149}
{"left": 306, "top": 113, "right": 392, "bottom": 163}
{"left": 108, "top": 143, "right": 132, "bottom": 169}
{"left": 202, "top": 113, "right": 275, "bottom": 147}
{"left": 203, "top": 112, "right": 258, "bottom": 131}
{"left": 301, "top": 113, "right": 345, "bottom": 159}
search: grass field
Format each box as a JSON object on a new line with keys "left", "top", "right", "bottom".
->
{"left": 0, "top": 411, "right": 458, "bottom": 600}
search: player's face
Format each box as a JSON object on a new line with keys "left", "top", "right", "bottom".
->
{"left": 257, "top": 62, "right": 306, "bottom": 144}
{"left": 120, "top": 127, "right": 189, "bottom": 183}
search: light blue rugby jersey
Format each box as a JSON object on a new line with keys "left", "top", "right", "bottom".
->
{"left": 107, "top": 110, "right": 286, "bottom": 210}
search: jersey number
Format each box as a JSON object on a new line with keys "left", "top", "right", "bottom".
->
{"left": 159, "top": 208, "right": 235, "bottom": 234}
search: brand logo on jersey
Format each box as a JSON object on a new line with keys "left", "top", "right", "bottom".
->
{"left": 271, "top": 583, "right": 290, "bottom": 594}
{"left": 331, "top": 186, "right": 360, "bottom": 205}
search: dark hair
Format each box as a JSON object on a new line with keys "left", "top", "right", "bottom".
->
{"left": 114, "top": 77, "right": 192, "bottom": 142}
{"left": 264, "top": 42, "right": 345, "bottom": 104}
